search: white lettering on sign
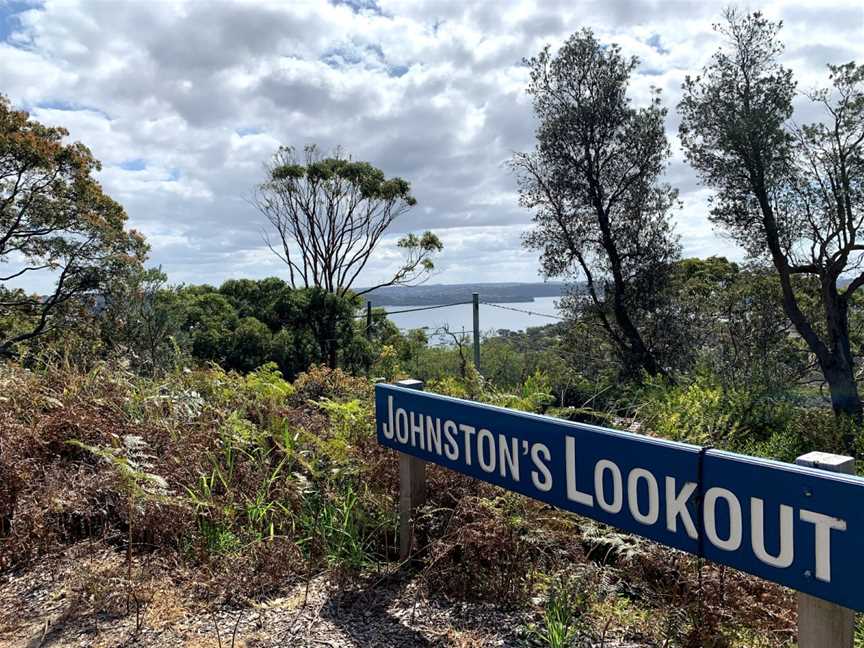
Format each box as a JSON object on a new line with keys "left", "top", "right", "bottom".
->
{"left": 443, "top": 420, "right": 459, "bottom": 460}
{"left": 531, "top": 443, "right": 552, "bottom": 492}
{"left": 477, "top": 428, "right": 496, "bottom": 474}
{"left": 410, "top": 412, "right": 424, "bottom": 449}
{"left": 595, "top": 459, "right": 623, "bottom": 514}
{"left": 396, "top": 407, "right": 408, "bottom": 444}
{"left": 704, "top": 487, "right": 743, "bottom": 551}
{"left": 565, "top": 436, "right": 593, "bottom": 506}
{"left": 750, "top": 498, "right": 794, "bottom": 568}
{"left": 381, "top": 395, "right": 851, "bottom": 584}
{"left": 800, "top": 509, "right": 847, "bottom": 582}
{"left": 628, "top": 468, "right": 659, "bottom": 525}
{"left": 665, "top": 477, "right": 698, "bottom": 539}
{"left": 460, "top": 424, "right": 476, "bottom": 465}
{"left": 426, "top": 416, "right": 442, "bottom": 455}
{"left": 499, "top": 434, "right": 520, "bottom": 481}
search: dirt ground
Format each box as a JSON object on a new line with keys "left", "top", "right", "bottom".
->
{"left": 0, "top": 541, "right": 554, "bottom": 648}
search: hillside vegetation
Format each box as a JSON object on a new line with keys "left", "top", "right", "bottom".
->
{"left": 2, "top": 352, "right": 861, "bottom": 646}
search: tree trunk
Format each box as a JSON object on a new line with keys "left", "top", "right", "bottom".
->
{"left": 821, "top": 357, "right": 861, "bottom": 455}
{"left": 328, "top": 312, "right": 338, "bottom": 369}
{"left": 755, "top": 184, "right": 861, "bottom": 437}
{"left": 821, "top": 285, "right": 862, "bottom": 435}
{"left": 621, "top": 318, "right": 663, "bottom": 378}
{"left": 595, "top": 203, "right": 666, "bottom": 380}
{"left": 610, "top": 284, "right": 665, "bottom": 379}
{"left": 824, "top": 362, "right": 862, "bottom": 418}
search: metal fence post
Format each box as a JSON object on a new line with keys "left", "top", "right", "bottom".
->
{"left": 397, "top": 378, "right": 426, "bottom": 560}
{"left": 472, "top": 292, "right": 480, "bottom": 372}
{"left": 795, "top": 451, "right": 856, "bottom": 648}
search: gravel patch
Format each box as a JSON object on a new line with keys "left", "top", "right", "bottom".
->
{"left": 0, "top": 542, "right": 648, "bottom": 647}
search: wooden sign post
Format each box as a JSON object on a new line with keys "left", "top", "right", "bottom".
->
{"left": 795, "top": 451, "right": 855, "bottom": 648}
{"left": 395, "top": 379, "right": 426, "bottom": 560}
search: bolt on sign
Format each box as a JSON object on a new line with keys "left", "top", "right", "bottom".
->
{"left": 375, "top": 383, "right": 864, "bottom": 611}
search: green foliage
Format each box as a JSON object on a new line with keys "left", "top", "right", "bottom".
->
{"left": 742, "top": 409, "right": 862, "bottom": 465}
{"left": 523, "top": 575, "right": 589, "bottom": 648}
{"left": 257, "top": 145, "right": 440, "bottom": 301}
{"left": 68, "top": 434, "right": 172, "bottom": 505}
{"left": 244, "top": 362, "right": 295, "bottom": 406}
{"left": 426, "top": 367, "right": 555, "bottom": 414}
{"left": 181, "top": 291, "right": 239, "bottom": 363}
{"left": 0, "top": 95, "right": 148, "bottom": 357}
{"left": 99, "top": 278, "right": 372, "bottom": 379}
{"left": 227, "top": 316, "right": 273, "bottom": 373}
{"left": 855, "top": 614, "right": 864, "bottom": 648}
{"left": 297, "top": 482, "right": 385, "bottom": 571}
{"left": 637, "top": 374, "right": 798, "bottom": 448}
{"left": 637, "top": 373, "right": 864, "bottom": 461}
{"left": 680, "top": 9, "right": 864, "bottom": 422}
{"left": 515, "top": 29, "right": 680, "bottom": 379}
{"left": 99, "top": 266, "right": 189, "bottom": 376}
{"left": 312, "top": 397, "right": 371, "bottom": 443}
{"left": 662, "top": 257, "right": 808, "bottom": 391}
{"left": 638, "top": 375, "right": 743, "bottom": 445}
{"left": 485, "top": 370, "right": 555, "bottom": 413}
{"left": 396, "top": 231, "right": 443, "bottom": 274}
{"left": 272, "top": 152, "right": 415, "bottom": 204}
{"left": 520, "top": 370, "right": 556, "bottom": 411}
{"left": 198, "top": 520, "right": 241, "bottom": 555}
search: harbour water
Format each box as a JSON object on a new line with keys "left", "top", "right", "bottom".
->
{"left": 383, "top": 295, "right": 562, "bottom": 339}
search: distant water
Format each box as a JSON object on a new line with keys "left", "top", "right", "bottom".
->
{"left": 383, "top": 296, "right": 562, "bottom": 340}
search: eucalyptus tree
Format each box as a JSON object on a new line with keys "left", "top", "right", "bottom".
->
{"left": 513, "top": 30, "right": 680, "bottom": 379}
{"left": 0, "top": 96, "right": 147, "bottom": 357}
{"left": 679, "top": 9, "right": 864, "bottom": 424}
{"left": 254, "top": 145, "right": 442, "bottom": 297}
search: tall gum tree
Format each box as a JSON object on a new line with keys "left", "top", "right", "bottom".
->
{"left": 254, "top": 145, "right": 443, "bottom": 368}
{"left": 679, "top": 10, "right": 864, "bottom": 429}
{"left": 513, "top": 30, "right": 680, "bottom": 379}
{"left": 0, "top": 96, "right": 147, "bottom": 357}
{"left": 254, "top": 145, "right": 442, "bottom": 298}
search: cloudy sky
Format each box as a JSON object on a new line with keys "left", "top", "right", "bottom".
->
{"left": 2, "top": 0, "right": 863, "bottom": 292}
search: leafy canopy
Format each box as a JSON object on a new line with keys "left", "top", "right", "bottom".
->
{"left": 0, "top": 95, "right": 147, "bottom": 356}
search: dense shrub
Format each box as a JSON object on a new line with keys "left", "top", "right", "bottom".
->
{"left": 0, "top": 361, "right": 387, "bottom": 592}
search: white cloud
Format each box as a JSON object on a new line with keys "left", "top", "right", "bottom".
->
{"left": 2, "top": 0, "right": 862, "bottom": 288}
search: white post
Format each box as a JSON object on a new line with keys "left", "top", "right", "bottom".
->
{"left": 795, "top": 451, "right": 856, "bottom": 648}
{"left": 396, "top": 379, "right": 426, "bottom": 560}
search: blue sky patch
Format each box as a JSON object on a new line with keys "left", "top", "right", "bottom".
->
{"left": 330, "top": 0, "right": 381, "bottom": 15}
{"left": 0, "top": 0, "right": 33, "bottom": 44}
{"left": 35, "top": 99, "right": 111, "bottom": 120}
{"left": 646, "top": 34, "right": 669, "bottom": 55}
{"left": 236, "top": 126, "right": 264, "bottom": 136}
{"left": 322, "top": 45, "right": 364, "bottom": 68}
{"left": 120, "top": 158, "right": 146, "bottom": 171}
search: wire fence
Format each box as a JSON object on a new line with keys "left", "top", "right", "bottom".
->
{"left": 356, "top": 294, "right": 566, "bottom": 369}
{"left": 357, "top": 299, "right": 565, "bottom": 321}
{"left": 479, "top": 301, "right": 566, "bottom": 321}
{"left": 354, "top": 300, "right": 474, "bottom": 318}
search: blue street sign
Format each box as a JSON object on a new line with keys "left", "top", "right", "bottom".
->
{"left": 375, "top": 383, "right": 864, "bottom": 610}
